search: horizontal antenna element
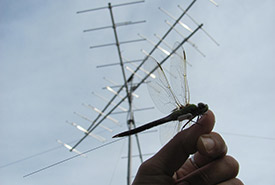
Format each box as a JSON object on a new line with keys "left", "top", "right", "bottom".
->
{"left": 77, "top": 0, "right": 145, "bottom": 14}
{"left": 177, "top": 5, "right": 219, "bottom": 46}
{"left": 209, "top": 0, "right": 219, "bottom": 7}
{"left": 67, "top": 121, "right": 106, "bottom": 142}
{"left": 165, "top": 20, "right": 206, "bottom": 57}
{"left": 159, "top": 7, "right": 193, "bottom": 32}
{"left": 138, "top": 33, "right": 170, "bottom": 56}
{"left": 90, "top": 38, "right": 145, "bottom": 49}
{"left": 57, "top": 140, "right": 87, "bottom": 157}
{"left": 103, "top": 77, "right": 139, "bottom": 98}
{"left": 73, "top": 112, "right": 113, "bottom": 132}
{"left": 82, "top": 103, "right": 120, "bottom": 126}
{"left": 91, "top": 91, "right": 128, "bottom": 112}
{"left": 84, "top": 20, "right": 146, "bottom": 32}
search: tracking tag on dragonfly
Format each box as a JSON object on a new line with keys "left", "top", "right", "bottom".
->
{"left": 177, "top": 113, "right": 193, "bottom": 122}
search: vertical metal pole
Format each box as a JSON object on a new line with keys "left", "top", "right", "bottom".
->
{"left": 127, "top": 119, "right": 133, "bottom": 185}
{"left": 108, "top": 3, "right": 131, "bottom": 104}
{"left": 108, "top": 3, "right": 135, "bottom": 184}
{"left": 126, "top": 79, "right": 135, "bottom": 185}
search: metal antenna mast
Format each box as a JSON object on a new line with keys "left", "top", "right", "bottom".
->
{"left": 74, "top": 1, "right": 146, "bottom": 184}
{"left": 107, "top": 3, "right": 143, "bottom": 184}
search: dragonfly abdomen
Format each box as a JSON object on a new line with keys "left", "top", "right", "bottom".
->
{"left": 113, "top": 115, "right": 173, "bottom": 138}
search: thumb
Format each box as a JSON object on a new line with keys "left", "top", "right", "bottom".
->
{"left": 144, "top": 110, "right": 215, "bottom": 177}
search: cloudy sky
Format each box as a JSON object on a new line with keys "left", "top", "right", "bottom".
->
{"left": 1, "top": 0, "right": 275, "bottom": 184}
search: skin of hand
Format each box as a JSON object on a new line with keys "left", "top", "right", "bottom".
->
{"left": 132, "top": 110, "right": 243, "bottom": 185}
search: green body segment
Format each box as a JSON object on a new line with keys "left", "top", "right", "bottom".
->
{"left": 170, "top": 104, "right": 200, "bottom": 120}
{"left": 113, "top": 103, "right": 208, "bottom": 138}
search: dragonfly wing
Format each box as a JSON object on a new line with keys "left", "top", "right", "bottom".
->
{"left": 159, "top": 121, "right": 183, "bottom": 145}
{"left": 170, "top": 42, "right": 190, "bottom": 106}
{"left": 143, "top": 56, "right": 181, "bottom": 114}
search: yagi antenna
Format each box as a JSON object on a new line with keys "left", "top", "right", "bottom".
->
{"left": 70, "top": 0, "right": 200, "bottom": 153}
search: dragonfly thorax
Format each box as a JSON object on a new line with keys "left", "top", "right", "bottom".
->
{"left": 172, "top": 103, "right": 208, "bottom": 120}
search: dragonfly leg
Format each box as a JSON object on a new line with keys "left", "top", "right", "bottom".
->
{"left": 184, "top": 115, "right": 203, "bottom": 130}
{"left": 181, "top": 119, "right": 192, "bottom": 130}
{"left": 180, "top": 114, "right": 198, "bottom": 130}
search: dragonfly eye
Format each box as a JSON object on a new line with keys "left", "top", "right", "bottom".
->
{"left": 197, "top": 103, "right": 208, "bottom": 114}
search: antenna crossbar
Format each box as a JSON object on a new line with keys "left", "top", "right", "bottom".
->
{"left": 77, "top": 0, "right": 145, "bottom": 14}
{"left": 84, "top": 20, "right": 146, "bottom": 32}
{"left": 90, "top": 38, "right": 145, "bottom": 49}
{"left": 96, "top": 59, "right": 143, "bottom": 68}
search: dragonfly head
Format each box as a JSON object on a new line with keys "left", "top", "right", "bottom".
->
{"left": 197, "top": 103, "right": 208, "bottom": 115}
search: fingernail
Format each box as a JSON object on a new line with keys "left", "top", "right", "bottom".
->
{"left": 201, "top": 136, "right": 215, "bottom": 152}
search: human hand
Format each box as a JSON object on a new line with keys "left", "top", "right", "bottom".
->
{"left": 132, "top": 110, "right": 243, "bottom": 185}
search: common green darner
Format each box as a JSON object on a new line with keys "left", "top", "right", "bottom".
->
{"left": 113, "top": 44, "right": 208, "bottom": 140}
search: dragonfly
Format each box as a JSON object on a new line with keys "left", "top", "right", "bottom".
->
{"left": 113, "top": 44, "right": 208, "bottom": 140}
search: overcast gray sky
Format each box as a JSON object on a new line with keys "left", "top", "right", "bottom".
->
{"left": 1, "top": 0, "right": 275, "bottom": 184}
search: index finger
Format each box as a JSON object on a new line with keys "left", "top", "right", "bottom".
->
{"left": 145, "top": 110, "right": 215, "bottom": 177}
